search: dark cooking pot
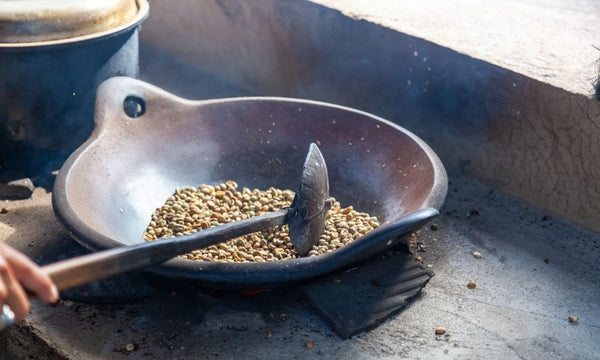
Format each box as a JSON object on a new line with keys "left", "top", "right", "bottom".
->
{"left": 53, "top": 77, "right": 448, "bottom": 289}
{"left": 0, "top": 0, "right": 149, "bottom": 162}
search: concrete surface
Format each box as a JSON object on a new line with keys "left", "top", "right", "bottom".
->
{"left": 0, "top": 174, "right": 598, "bottom": 359}
{"left": 310, "top": 0, "right": 600, "bottom": 96}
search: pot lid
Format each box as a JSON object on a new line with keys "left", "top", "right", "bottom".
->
{"left": 0, "top": 0, "right": 149, "bottom": 46}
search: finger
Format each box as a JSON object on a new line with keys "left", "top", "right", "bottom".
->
{"left": 1, "top": 245, "right": 58, "bottom": 304}
{"left": 0, "top": 269, "right": 7, "bottom": 304}
{"left": 0, "top": 256, "right": 29, "bottom": 322}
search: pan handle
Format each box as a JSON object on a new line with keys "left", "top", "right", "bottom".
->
{"left": 94, "top": 76, "right": 202, "bottom": 132}
{"left": 376, "top": 207, "right": 439, "bottom": 245}
{"left": 326, "top": 207, "right": 440, "bottom": 268}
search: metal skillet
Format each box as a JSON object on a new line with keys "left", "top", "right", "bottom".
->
{"left": 52, "top": 77, "right": 448, "bottom": 289}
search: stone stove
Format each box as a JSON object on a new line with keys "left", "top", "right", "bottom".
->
{"left": 1, "top": 1, "right": 600, "bottom": 359}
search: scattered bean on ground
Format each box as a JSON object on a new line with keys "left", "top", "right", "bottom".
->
{"left": 434, "top": 327, "right": 446, "bottom": 335}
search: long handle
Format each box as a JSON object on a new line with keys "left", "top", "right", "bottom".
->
{"left": 42, "top": 210, "right": 288, "bottom": 291}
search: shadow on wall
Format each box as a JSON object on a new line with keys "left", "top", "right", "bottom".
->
{"left": 139, "top": 1, "right": 516, "bottom": 167}
{"left": 139, "top": 0, "right": 600, "bottom": 232}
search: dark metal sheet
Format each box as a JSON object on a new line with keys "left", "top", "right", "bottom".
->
{"left": 300, "top": 251, "right": 433, "bottom": 339}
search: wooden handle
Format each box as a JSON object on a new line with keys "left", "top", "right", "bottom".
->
{"left": 43, "top": 209, "right": 288, "bottom": 291}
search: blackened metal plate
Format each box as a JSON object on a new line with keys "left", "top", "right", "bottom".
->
{"left": 300, "top": 251, "right": 433, "bottom": 339}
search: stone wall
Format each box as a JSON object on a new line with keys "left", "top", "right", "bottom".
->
{"left": 139, "top": 0, "right": 600, "bottom": 231}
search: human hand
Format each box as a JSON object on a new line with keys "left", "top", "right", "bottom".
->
{"left": 0, "top": 242, "right": 58, "bottom": 326}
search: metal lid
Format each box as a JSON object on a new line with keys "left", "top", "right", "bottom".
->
{"left": 0, "top": 0, "right": 149, "bottom": 47}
